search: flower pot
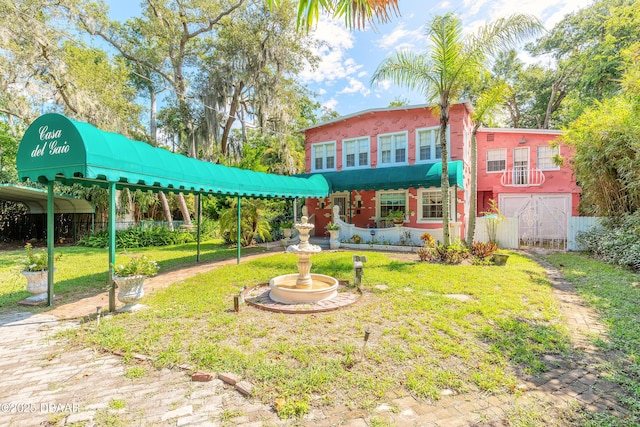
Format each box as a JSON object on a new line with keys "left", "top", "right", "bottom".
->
{"left": 283, "top": 228, "right": 292, "bottom": 238}
{"left": 21, "top": 270, "right": 49, "bottom": 302}
{"left": 114, "top": 275, "right": 146, "bottom": 311}
{"left": 492, "top": 253, "right": 509, "bottom": 266}
{"left": 328, "top": 229, "right": 340, "bottom": 249}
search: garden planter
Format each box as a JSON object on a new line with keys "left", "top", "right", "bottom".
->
{"left": 492, "top": 253, "right": 509, "bottom": 266}
{"left": 114, "top": 275, "right": 146, "bottom": 311}
{"left": 328, "top": 229, "right": 340, "bottom": 249}
{"left": 21, "top": 270, "right": 49, "bottom": 302}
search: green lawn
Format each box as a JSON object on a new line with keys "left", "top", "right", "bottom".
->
{"left": 0, "top": 240, "right": 265, "bottom": 312}
{"left": 62, "top": 250, "right": 571, "bottom": 419}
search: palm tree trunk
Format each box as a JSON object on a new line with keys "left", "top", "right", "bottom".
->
{"left": 158, "top": 191, "right": 174, "bottom": 231}
{"left": 466, "top": 124, "right": 480, "bottom": 245}
{"left": 440, "top": 102, "right": 450, "bottom": 247}
{"left": 177, "top": 193, "right": 192, "bottom": 229}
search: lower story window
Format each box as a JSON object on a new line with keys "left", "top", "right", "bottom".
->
{"left": 420, "top": 190, "right": 443, "bottom": 219}
{"left": 379, "top": 191, "right": 407, "bottom": 217}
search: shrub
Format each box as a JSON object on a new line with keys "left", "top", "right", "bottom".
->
{"left": 577, "top": 213, "right": 640, "bottom": 271}
{"left": 469, "top": 241, "right": 498, "bottom": 261}
{"left": 420, "top": 232, "right": 435, "bottom": 248}
{"left": 417, "top": 247, "right": 436, "bottom": 262}
{"left": 78, "top": 226, "right": 195, "bottom": 249}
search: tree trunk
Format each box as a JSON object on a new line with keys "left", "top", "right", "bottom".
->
{"left": 158, "top": 191, "right": 174, "bottom": 231}
{"left": 177, "top": 193, "right": 192, "bottom": 229}
{"left": 220, "top": 82, "right": 244, "bottom": 157}
{"left": 466, "top": 124, "right": 480, "bottom": 245}
{"left": 440, "top": 100, "right": 451, "bottom": 247}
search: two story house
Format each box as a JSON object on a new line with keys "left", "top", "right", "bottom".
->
{"left": 302, "top": 103, "right": 580, "bottom": 245}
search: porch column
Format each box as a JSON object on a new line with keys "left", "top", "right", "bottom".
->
{"left": 108, "top": 181, "right": 116, "bottom": 312}
{"left": 46, "top": 181, "right": 54, "bottom": 306}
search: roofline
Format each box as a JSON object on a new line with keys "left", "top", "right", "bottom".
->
{"left": 479, "top": 127, "right": 562, "bottom": 135}
{"left": 301, "top": 101, "right": 474, "bottom": 132}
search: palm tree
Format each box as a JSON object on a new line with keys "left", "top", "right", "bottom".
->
{"left": 372, "top": 13, "right": 541, "bottom": 246}
{"left": 267, "top": 0, "right": 399, "bottom": 30}
{"left": 466, "top": 81, "right": 509, "bottom": 245}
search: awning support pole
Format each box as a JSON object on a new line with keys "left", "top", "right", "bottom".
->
{"left": 47, "top": 181, "right": 54, "bottom": 307}
{"left": 237, "top": 196, "right": 241, "bottom": 265}
{"left": 108, "top": 181, "right": 116, "bottom": 312}
{"left": 293, "top": 198, "right": 297, "bottom": 222}
{"left": 196, "top": 194, "right": 201, "bottom": 263}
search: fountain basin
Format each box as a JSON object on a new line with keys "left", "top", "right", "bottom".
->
{"left": 269, "top": 274, "right": 339, "bottom": 304}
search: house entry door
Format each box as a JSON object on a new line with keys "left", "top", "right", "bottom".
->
{"left": 331, "top": 193, "right": 348, "bottom": 221}
{"left": 513, "top": 148, "right": 529, "bottom": 185}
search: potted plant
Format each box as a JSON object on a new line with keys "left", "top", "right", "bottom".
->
{"left": 326, "top": 222, "right": 341, "bottom": 249}
{"left": 112, "top": 254, "right": 159, "bottom": 311}
{"left": 20, "top": 243, "right": 57, "bottom": 302}
{"left": 387, "top": 210, "right": 405, "bottom": 226}
{"left": 281, "top": 220, "right": 294, "bottom": 239}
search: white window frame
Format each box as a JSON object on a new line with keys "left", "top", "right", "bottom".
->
{"left": 417, "top": 189, "right": 443, "bottom": 222}
{"left": 415, "top": 125, "right": 449, "bottom": 163}
{"left": 486, "top": 148, "right": 507, "bottom": 173}
{"left": 377, "top": 131, "right": 409, "bottom": 167}
{"left": 376, "top": 190, "right": 409, "bottom": 219}
{"left": 311, "top": 141, "right": 336, "bottom": 172}
{"left": 342, "top": 136, "right": 370, "bottom": 169}
{"left": 536, "top": 145, "right": 560, "bottom": 170}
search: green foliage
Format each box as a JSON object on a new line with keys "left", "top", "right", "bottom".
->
{"left": 0, "top": 123, "right": 18, "bottom": 182}
{"left": 20, "top": 243, "right": 57, "bottom": 271}
{"left": 219, "top": 198, "right": 272, "bottom": 247}
{"left": 78, "top": 227, "right": 194, "bottom": 249}
{"left": 113, "top": 254, "right": 159, "bottom": 277}
{"left": 576, "top": 214, "right": 640, "bottom": 271}
{"left": 562, "top": 94, "right": 640, "bottom": 216}
{"left": 433, "top": 242, "right": 471, "bottom": 264}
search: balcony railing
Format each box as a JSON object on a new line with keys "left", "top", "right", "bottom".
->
{"left": 500, "top": 168, "right": 546, "bottom": 187}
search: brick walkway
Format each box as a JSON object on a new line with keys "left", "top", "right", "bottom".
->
{"left": 0, "top": 252, "right": 630, "bottom": 426}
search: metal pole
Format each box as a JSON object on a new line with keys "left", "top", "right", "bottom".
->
{"left": 196, "top": 194, "right": 201, "bottom": 263}
{"left": 293, "top": 198, "right": 297, "bottom": 222}
{"left": 108, "top": 182, "right": 116, "bottom": 312}
{"left": 237, "top": 196, "right": 241, "bottom": 265}
{"left": 47, "top": 181, "right": 54, "bottom": 307}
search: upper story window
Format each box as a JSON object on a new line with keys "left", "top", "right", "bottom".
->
{"left": 312, "top": 142, "right": 336, "bottom": 171}
{"left": 378, "top": 131, "right": 408, "bottom": 166}
{"left": 537, "top": 145, "right": 560, "bottom": 170}
{"left": 486, "top": 148, "right": 506, "bottom": 173}
{"left": 343, "top": 137, "right": 370, "bottom": 169}
{"left": 416, "top": 126, "right": 446, "bottom": 163}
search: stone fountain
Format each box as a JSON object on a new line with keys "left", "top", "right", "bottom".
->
{"left": 269, "top": 216, "right": 339, "bottom": 304}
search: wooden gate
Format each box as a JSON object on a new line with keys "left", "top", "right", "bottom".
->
{"left": 499, "top": 194, "right": 570, "bottom": 250}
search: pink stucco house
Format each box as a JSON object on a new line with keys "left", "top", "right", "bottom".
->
{"left": 302, "top": 103, "right": 580, "bottom": 244}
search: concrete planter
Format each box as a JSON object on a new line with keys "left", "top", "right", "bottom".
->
{"left": 114, "top": 275, "right": 146, "bottom": 311}
{"left": 328, "top": 229, "right": 340, "bottom": 249}
{"left": 21, "top": 270, "right": 50, "bottom": 302}
{"left": 492, "top": 253, "right": 510, "bottom": 266}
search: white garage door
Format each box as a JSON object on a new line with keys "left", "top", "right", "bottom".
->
{"left": 499, "top": 194, "right": 570, "bottom": 249}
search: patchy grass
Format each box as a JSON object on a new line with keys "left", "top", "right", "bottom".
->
{"left": 0, "top": 240, "right": 266, "bottom": 314}
{"left": 543, "top": 252, "right": 640, "bottom": 426}
{"left": 68, "top": 251, "right": 570, "bottom": 417}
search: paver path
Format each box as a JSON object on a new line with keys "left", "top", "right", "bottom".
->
{"left": 0, "top": 251, "right": 631, "bottom": 426}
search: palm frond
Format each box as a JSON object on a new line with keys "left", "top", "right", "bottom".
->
{"left": 334, "top": 0, "right": 400, "bottom": 30}
{"left": 473, "top": 80, "right": 509, "bottom": 123}
{"left": 371, "top": 50, "right": 438, "bottom": 102}
{"left": 464, "top": 14, "right": 543, "bottom": 60}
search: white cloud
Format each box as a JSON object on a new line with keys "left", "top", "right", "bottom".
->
{"left": 299, "top": 18, "right": 361, "bottom": 85}
{"left": 338, "top": 78, "right": 371, "bottom": 96}
{"left": 317, "top": 88, "right": 327, "bottom": 95}
{"left": 322, "top": 98, "right": 338, "bottom": 111}
{"left": 357, "top": 70, "right": 368, "bottom": 78}
{"left": 376, "top": 22, "right": 425, "bottom": 51}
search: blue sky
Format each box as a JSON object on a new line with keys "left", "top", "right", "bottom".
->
{"left": 105, "top": 0, "right": 588, "bottom": 117}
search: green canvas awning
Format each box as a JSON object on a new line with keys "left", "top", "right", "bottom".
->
{"left": 307, "top": 161, "right": 464, "bottom": 192}
{"left": 17, "top": 113, "right": 329, "bottom": 199}
{"left": 0, "top": 184, "right": 95, "bottom": 214}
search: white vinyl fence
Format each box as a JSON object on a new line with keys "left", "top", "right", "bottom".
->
{"left": 474, "top": 216, "right": 602, "bottom": 251}
{"left": 568, "top": 217, "right": 603, "bottom": 251}
{"left": 473, "top": 217, "right": 519, "bottom": 249}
